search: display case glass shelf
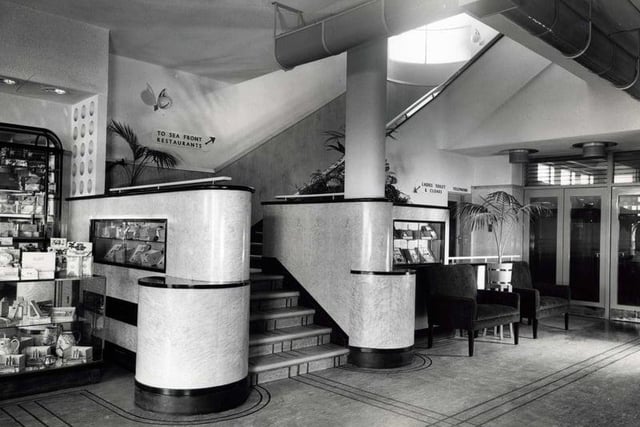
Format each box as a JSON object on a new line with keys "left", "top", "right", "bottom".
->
{"left": 393, "top": 220, "right": 445, "bottom": 265}
{"left": 0, "top": 123, "right": 63, "bottom": 250}
{"left": 91, "top": 219, "right": 167, "bottom": 272}
{"left": 0, "top": 276, "right": 105, "bottom": 395}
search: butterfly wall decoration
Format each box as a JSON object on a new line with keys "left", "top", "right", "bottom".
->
{"left": 141, "top": 83, "right": 173, "bottom": 111}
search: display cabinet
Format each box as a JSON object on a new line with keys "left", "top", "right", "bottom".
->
{"left": 91, "top": 219, "right": 167, "bottom": 272}
{"left": 393, "top": 220, "right": 445, "bottom": 266}
{"left": 0, "top": 275, "right": 106, "bottom": 398}
{"left": 0, "top": 123, "right": 64, "bottom": 251}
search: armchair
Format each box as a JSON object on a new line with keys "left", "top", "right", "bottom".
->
{"left": 416, "top": 264, "right": 520, "bottom": 356}
{"left": 511, "top": 261, "right": 570, "bottom": 338}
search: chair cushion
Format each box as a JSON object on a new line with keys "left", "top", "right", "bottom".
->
{"left": 476, "top": 303, "right": 519, "bottom": 321}
{"left": 540, "top": 296, "right": 568, "bottom": 309}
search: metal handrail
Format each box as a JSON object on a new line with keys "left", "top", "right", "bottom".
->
{"left": 294, "top": 33, "right": 504, "bottom": 196}
{"left": 448, "top": 255, "right": 521, "bottom": 264}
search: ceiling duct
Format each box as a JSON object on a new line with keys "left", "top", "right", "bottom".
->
{"left": 493, "top": 0, "right": 640, "bottom": 100}
{"left": 503, "top": 148, "right": 538, "bottom": 163}
{"left": 274, "top": 0, "right": 461, "bottom": 70}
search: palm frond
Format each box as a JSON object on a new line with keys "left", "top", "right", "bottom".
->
{"left": 107, "top": 120, "right": 145, "bottom": 161}
{"left": 142, "top": 147, "right": 178, "bottom": 169}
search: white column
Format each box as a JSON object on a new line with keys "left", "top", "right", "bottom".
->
{"left": 344, "top": 38, "right": 387, "bottom": 199}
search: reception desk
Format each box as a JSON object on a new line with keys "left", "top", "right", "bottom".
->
{"left": 67, "top": 181, "right": 253, "bottom": 413}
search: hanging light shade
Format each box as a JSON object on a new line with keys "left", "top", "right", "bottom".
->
{"left": 501, "top": 148, "right": 539, "bottom": 163}
{"left": 572, "top": 141, "right": 617, "bottom": 158}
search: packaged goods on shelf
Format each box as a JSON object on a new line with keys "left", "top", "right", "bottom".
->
{"left": 66, "top": 242, "right": 92, "bottom": 257}
{"left": 129, "top": 244, "right": 151, "bottom": 264}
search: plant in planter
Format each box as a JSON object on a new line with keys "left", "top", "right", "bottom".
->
{"left": 107, "top": 120, "right": 178, "bottom": 187}
{"left": 456, "top": 191, "right": 547, "bottom": 289}
{"left": 302, "top": 126, "right": 410, "bottom": 203}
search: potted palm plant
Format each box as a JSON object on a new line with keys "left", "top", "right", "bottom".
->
{"left": 457, "top": 191, "right": 547, "bottom": 289}
{"left": 107, "top": 120, "right": 178, "bottom": 187}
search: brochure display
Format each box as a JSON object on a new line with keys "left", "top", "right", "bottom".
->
{"left": 0, "top": 275, "right": 106, "bottom": 399}
{"left": 90, "top": 219, "right": 167, "bottom": 272}
{"left": 393, "top": 220, "right": 445, "bottom": 266}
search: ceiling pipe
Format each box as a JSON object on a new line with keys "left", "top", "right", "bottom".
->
{"left": 274, "top": 0, "right": 471, "bottom": 70}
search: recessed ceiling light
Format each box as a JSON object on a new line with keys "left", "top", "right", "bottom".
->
{"left": 42, "top": 87, "right": 67, "bottom": 95}
{"left": 1, "top": 78, "right": 17, "bottom": 85}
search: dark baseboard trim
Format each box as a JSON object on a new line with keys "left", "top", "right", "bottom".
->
{"left": 104, "top": 340, "right": 136, "bottom": 372}
{"left": 134, "top": 376, "right": 250, "bottom": 414}
{"left": 348, "top": 346, "right": 414, "bottom": 369}
{"left": 106, "top": 296, "right": 138, "bottom": 326}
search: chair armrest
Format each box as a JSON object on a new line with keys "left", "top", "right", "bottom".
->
{"left": 512, "top": 287, "right": 540, "bottom": 316}
{"left": 429, "top": 295, "right": 476, "bottom": 329}
{"left": 534, "top": 282, "right": 571, "bottom": 300}
{"left": 477, "top": 289, "right": 520, "bottom": 309}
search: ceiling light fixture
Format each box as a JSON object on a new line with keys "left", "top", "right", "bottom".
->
{"left": 42, "top": 87, "right": 67, "bottom": 95}
{"left": 500, "top": 148, "right": 539, "bottom": 164}
{"left": 1, "top": 78, "right": 17, "bottom": 85}
{"left": 572, "top": 141, "right": 617, "bottom": 158}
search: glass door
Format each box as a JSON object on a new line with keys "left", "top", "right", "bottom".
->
{"left": 524, "top": 189, "right": 563, "bottom": 285}
{"left": 610, "top": 188, "right": 640, "bottom": 317}
{"left": 563, "top": 188, "right": 609, "bottom": 310}
{"left": 525, "top": 187, "right": 609, "bottom": 314}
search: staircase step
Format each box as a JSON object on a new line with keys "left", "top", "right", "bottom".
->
{"left": 250, "top": 242, "right": 263, "bottom": 255}
{"left": 249, "top": 344, "right": 349, "bottom": 384}
{"left": 250, "top": 273, "right": 284, "bottom": 291}
{"left": 249, "top": 325, "right": 332, "bottom": 356}
{"left": 250, "top": 267, "right": 262, "bottom": 274}
{"left": 250, "top": 307, "right": 315, "bottom": 331}
{"left": 250, "top": 290, "right": 299, "bottom": 310}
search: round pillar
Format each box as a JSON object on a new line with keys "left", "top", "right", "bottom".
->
{"left": 344, "top": 38, "right": 388, "bottom": 199}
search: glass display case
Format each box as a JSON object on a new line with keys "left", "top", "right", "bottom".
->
{"left": 0, "top": 276, "right": 105, "bottom": 398}
{"left": 393, "top": 220, "right": 445, "bottom": 266}
{"left": 91, "top": 219, "right": 167, "bottom": 272}
{"left": 0, "top": 123, "right": 64, "bottom": 251}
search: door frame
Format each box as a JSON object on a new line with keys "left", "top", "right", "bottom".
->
{"left": 524, "top": 186, "right": 610, "bottom": 316}
{"left": 610, "top": 186, "right": 640, "bottom": 313}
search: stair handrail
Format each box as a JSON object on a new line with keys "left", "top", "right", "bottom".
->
{"left": 295, "top": 33, "right": 504, "bottom": 195}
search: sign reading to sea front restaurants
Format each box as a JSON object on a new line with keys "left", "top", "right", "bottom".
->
{"left": 155, "top": 130, "right": 215, "bottom": 151}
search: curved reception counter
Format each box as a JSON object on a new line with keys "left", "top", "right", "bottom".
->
{"left": 135, "top": 276, "right": 250, "bottom": 414}
{"left": 67, "top": 181, "right": 254, "bottom": 414}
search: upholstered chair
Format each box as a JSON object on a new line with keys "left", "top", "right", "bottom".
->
{"left": 416, "top": 264, "right": 520, "bottom": 356}
{"left": 511, "top": 261, "right": 570, "bottom": 338}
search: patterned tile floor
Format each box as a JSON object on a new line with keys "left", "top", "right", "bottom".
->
{"left": 2, "top": 315, "right": 640, "bottom": 426}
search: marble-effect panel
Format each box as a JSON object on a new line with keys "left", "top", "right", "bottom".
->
{"left": 68, "top": 189, "right": 251, "bottom": 282}
{"left": 105, "top": 317, "right": 137, "bottom": 352}
{"left": 351, "top": 202, "right": 393, "bottom": 271}
{"left": 349, "top": 273, "right": 415, "bottom": 349}
{"left": 135, "top": 285, "right": 250, "bottom": 389}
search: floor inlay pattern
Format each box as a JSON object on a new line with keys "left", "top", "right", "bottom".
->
{"left": 0, "top": 386, "right": 270, "bottom": 426}
{"left": 2, "top": 317, "right": 639, "bottom": 426}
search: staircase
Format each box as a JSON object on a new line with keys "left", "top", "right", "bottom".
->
{"left": 248, "top": 225, "right": 349, "bottom": 385}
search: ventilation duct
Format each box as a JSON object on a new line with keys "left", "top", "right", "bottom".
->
{"left": 493, "top": 0, "right": 640, "bottom": 100}
{"left": 502, "top": 148, "right": 538, "bottom": 163}
{"left": 274, "top": 0, "right": 461, "bottom": 70}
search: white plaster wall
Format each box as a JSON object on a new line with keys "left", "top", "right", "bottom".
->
{"left": 387, "top": 124, "right": 473, "bottom": 207}
{"left": 0, "top": 92, "right": 71, "bottom": 144}
{"left": 108, "top": 53, "right": 346, "bottom": 172}
{"left": 0, "top": 1, "right": 109, "bottom": 94}
{"left": 454, "top": 64, "right": 640, "bottom": 153}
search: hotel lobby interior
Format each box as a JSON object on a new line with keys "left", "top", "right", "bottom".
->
{"left": 3, "top": 0, "right": 640, "bottom": 426}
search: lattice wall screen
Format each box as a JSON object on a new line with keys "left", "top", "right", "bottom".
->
{"left": 69, "top": 95, "right": 100, "bottom": 197}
